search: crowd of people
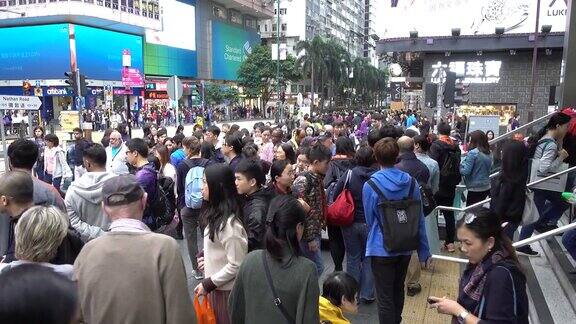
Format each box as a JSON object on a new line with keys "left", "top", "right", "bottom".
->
{"left": 0, "top": 106, "right": 575, "bottom": 324}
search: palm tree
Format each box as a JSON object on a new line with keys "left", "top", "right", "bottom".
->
{"left": 295, "top": 36, "right": 327, "bottom": 111}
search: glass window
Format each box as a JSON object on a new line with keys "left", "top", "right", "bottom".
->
{"left": 213, "top": 5, "right": 227, "bottom": 19}
{"left": 245, "top": 17, "right": 257, "bottom": 29}
{"left": 230, "top": 10, "right": 242, "bottom": 24}
{"left": 280, "top": 8, "right": 286, "bottom": 15}
{"left": 281, "top": 23, "right": 287, "bottom": 31}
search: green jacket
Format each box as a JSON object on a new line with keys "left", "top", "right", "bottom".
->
{"left": 228, "top": 249, "right": 320, "bottom": 324}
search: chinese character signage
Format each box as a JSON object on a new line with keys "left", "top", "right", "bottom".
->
{"left": 430, "top": 60, "right": 502, "bottom": 84}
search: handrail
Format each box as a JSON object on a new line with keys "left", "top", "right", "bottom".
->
{"left": 431, "top": 221, "right": 576, "bottom": 264}
{"left": 456, "top": 171, "right": 500, "bottom": 190}
{"left": 436, "top": 165, "right": 576, "bottom": 213}
{"left": 488, "top": 111, "right": 557, "bottom": 146}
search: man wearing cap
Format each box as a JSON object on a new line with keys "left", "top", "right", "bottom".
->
{"left": 73, "top": 175, "right": 195, "bottom": 324}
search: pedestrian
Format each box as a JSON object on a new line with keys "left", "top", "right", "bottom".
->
{"left": 43, "top": 134, "right": 73, "bottom": 194}
{"left": 73, "top": 174, "right": 195, "bottom": 324}
{"left": 126, "top": 138, "right": 158, "bottom": 230}
{"left": 72, "top": 128, "right": 91, "bottom": 180}
{"left": 324, "top": 136, "right": 356, "bottom": 272}
{"left": 0, "top": 264, "right": 79, "bottom": 324}
{"left": 363, "top": 138, "right": 431, "bottom": 324}
{"left": 228, "top": 195, "right": 320, "bottom": 324}
{"left": 169, "top": 133, "right": 187, "bottom": 168}
{"left": 194, "top": 164, "right": 248, "bottom": 324}
{"left": 292, "top": 143, "right": 332, "bottom": 275}
{"left": 223, "top": 132, "right": 244, "bottom": 172}
{"left": 32, "top": 126, "right": 46, "bottom": 182}
{"left": 490, "top": 140, "right": 529, "bottom": 240}
{"left": 275, "top": 142, "right": 297, "bottom": 164}
{"left": 429, "top": 122, "right": 462, "bottom": 253}
{"left": 1, "top": 206, "right": 73, "bottom": 279}
{"left": 105, "top": 130, "right": 129, "bottom": 175}
{"left": 154, "top": 144, "right": 177, "bottom": 183}
{"left": 517, "top": 112, "right": 571, "bottom": 256}
{"left": 319, "top": 272, "right": 359, "bottom": 324}
{"left": 429, "top": 208, "right": 528, "bottom": 324}
{"left": 204, "top": 125, "right": 226, "bottom": 163}
{"left": 270, "top": 159, "right": 295, "bottom": 195}
{"left": 332, "top": 146, "right": 377, "bottom": 304}
{"left": 460, "top": 130, "right": 493, "bottom": 206}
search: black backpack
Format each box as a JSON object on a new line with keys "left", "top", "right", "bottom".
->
{"left": 440, "top": 149, "right": 462, "bottom": 187}
{"left": 151, "top": 175, "right": 176, "bottom": 229}
{"left": 367, "top": 178, "right": 422, "bottom": 253}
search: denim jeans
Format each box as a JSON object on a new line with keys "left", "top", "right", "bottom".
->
{"left": 342, "top": 222, "right": 374, "bottom": 300}
{"left": 562, "top": 228, "right": 576, "bottom": 261}
{"left": 299, "top": 236, "right": 324, "bottom": 276}
{"left": 519, "top": 189, "right": 570, "bottom": 241}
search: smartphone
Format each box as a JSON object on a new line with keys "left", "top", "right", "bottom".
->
{"left": 427, "top": 297, "right": 435, "bottom": 304}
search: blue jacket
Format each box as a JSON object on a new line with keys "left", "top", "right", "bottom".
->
{"left": 362, "top": 168, "right": 431, "bottom": 262}
{"left": 460, "top": 148, "right": 492, "bottom": 191}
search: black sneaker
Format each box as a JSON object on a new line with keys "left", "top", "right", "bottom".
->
{"left": 517, "top": 246, "right": 539, "bottom": 257}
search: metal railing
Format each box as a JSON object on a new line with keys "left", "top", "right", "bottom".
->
{"left": 488, "top": 111, "right": 557, "bottom": 146}
{"left": 431, "top": 165, "right": 576, "bottom": 264}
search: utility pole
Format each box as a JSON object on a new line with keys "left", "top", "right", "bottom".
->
{"left": 276, "top": 0, "right": 282, "bottom": 123}
{"left": 528, "top": 0, "right": 542, "bottom": 122}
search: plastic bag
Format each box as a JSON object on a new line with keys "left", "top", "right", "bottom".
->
{"left": 193, "top": 295, "right": 216, "bottom": 324}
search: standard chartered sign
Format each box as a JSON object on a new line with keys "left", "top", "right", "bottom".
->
{"left": 212, "top": 21, "right": 260, "bottom": 80}
{"left": 431, "top": 60, "right": 502, "bottom": 84}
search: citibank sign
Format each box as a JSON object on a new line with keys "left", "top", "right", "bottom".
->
{"left": 46, "top": 88, "right": 70, "bottom": 96}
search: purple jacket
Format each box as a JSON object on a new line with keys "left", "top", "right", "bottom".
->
{"left": 135, "top": 163, "right": 158, "bottom": 227}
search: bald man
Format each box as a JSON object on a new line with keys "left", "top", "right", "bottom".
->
{"left": 105, "top": 130, "right": 129, "bottom": 175}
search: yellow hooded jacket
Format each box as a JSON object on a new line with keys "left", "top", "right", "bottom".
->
{"left": 319, "top": 296, "right": 350, "bottom": 324}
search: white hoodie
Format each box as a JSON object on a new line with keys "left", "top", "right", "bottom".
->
{"left": 65, "top": 171, "right": 117, "bottom": 242}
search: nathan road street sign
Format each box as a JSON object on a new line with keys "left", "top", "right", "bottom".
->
{"left": 167, "top": 75, "right": 183, "bottom": 100}
{"left": 0, "top": 95, "right": 42, "bottom": 110}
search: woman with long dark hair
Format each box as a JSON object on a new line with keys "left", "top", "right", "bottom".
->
{"left": 275, "top": 143, "right": 297, "bottom": 164}
{"left": 430, "top": 208, "right": 528, "bottom": 324}
{"left": 490, "top": 140, "right": 529, "bottom": 240}
{"left": 228, "top": 195, "right": 320, "bottom": 324}
{"left": 460, "top": 130, "right": 493, "bottom": 205}
{"left": 32, "top": 126, "right": 46, "bottom": 182}
{"left": 153, "top": 144, "right": 176, "bottom": 183}
{"left": 194, "top": 164, "right": 248, "bottom": 324}
{"left": 517, "top": 112, "right": 572, "bottom": 256}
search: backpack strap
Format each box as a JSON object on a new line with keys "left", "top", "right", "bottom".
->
{"left": 477, "top": 265, "right": 517, "bottom": 319}
{"left": 344, "top": 170, "right": 352, "bottom": 189}
{"left": 367, "top": 179, "right": 388, "bottom": 200}
{"left": 407, "top": 178, "right": 416, "bottom": 199}
{"left": 262, "top": 252, "right": 295, "bottom": 324}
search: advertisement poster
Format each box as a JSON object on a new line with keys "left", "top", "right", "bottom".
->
{"left": 379, "top": 0, "right": 567, "bottom": 38}
{"left": 0, "top": 24, "right": 70, "bottom": 79}
{"left": 60, "top": 111, "right": 80, "bottom": 132}
{"left": 74, "top": 25, "right": 144, "bottom": 81}
{"left": 212, "top": 21, "right": 261, "bottom": 81}
{"left": 144, "top": 0, "right": 197, "bottom": 77}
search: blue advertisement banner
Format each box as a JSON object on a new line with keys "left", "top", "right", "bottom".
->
{"left": 75, "top": 25, "right": 144, "bottom": 81}
{"left": 212, "top": 21, "right": 261, "bottom": 81}
{"left": 0, "top": 24, "right": 71, "bottom": 80}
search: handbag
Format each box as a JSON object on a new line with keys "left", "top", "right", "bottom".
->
{"left": 521, "top": 189, "right": 539, "bottom": 225}
{"left": 193, "top": 295, "right": 216, "bottom": 324}
{"left": 367, "top": 178, "right": 422, "bottom": 253}
{"left": 262, "top": 252, "right": 294, "bottom": 324}
{"left": 326, "top": 170, "right": 355, "bottom": 226}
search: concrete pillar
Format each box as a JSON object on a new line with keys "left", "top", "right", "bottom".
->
{"left": 560, "top": 0, "right": 576, "bottom": 108}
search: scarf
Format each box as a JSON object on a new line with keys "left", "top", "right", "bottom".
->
{"left": 439, "top": 135, "right": 455, "bottom": 146}
{"left": 463, "top": 249, "right": 509, "bottom": 302}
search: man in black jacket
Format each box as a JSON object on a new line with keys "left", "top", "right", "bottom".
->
{"left": 235, "top": 159, "right": 272, "bottom": 251}
{"left": 429, "top": 122, "right": 462, "bottom": 253}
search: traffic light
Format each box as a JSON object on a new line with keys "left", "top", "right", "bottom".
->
{"left": 22, "top": 80, "right": 32, "bottom": 96}
{"left": 454, "top": 80, "right": 469, "bottom": 106}
{"left": 79, "top": 74, "right": 88, "bottom": 97}
{"left": 65, "top": 71, "right": 78, "bottom": 95}
{"left": 443, "top": 71, "right": 456, "bottom": 107}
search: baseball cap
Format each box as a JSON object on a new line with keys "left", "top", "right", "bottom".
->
{"left": 102, "top": 175, "right": 144, "bottom": 207}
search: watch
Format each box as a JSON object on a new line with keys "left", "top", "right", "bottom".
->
{"left": 457, "top": 310, "right": 470, "bottom": 323}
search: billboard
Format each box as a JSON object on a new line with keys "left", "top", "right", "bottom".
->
{"left": 0, "top": 24, "right": 70, "bottom": 80}
{"left": 379, "top": 0, "right": 567, "bottom": 38}
{"left": 212, "top": 21, "right": 261, "bottom": 81}
{"left": 74, "top": 25, "right": 144, "bottom": 80}
{"left": 144, "top": 0, "right": 197, "bottom": 77}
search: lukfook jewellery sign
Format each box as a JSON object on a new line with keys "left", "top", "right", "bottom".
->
{"left": 430, "top": 60, "right": 502, "bottom": 84}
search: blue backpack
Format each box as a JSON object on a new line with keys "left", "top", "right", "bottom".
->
{"left": 184, "top": 161, "right": 207, "bottom": 209}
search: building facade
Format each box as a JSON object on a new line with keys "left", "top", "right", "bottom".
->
{"left": 0, "top": 0, "right": 272, "bottom": 120}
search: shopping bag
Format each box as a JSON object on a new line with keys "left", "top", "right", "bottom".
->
{"left": 529, "top": 159, "right": 568, "bottom": 192}
{"left": 521, "top": 189, "right": 539, "bottom": 225}
{"left": 193, "top": 295, "right": 216, "bottom": 324}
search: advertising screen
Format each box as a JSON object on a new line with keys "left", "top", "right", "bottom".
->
{"left": 0, "top": 24, "right": 71, "bottom": 80}
{"left": 212, "top": 21, "right": 261, "bottom": 81}
{"left": 144, "top": 0, "right": 197, "bottom": 77}
{"left": 75, "top": 25, "right": 144, "bottom": 80}
{"left": 378, "top": 0, "right": 567, "bottom": 38}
